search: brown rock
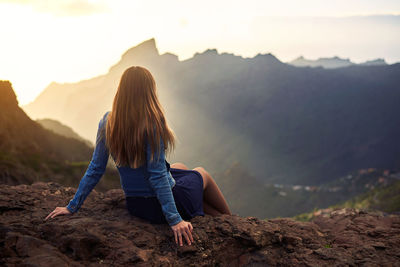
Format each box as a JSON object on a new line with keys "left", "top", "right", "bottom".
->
{"left": 1, "top": 182, "right": 400, "bottom": 266}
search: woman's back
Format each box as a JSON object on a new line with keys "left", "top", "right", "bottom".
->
{"left": 66, "top": 110, "right": 181, "bottom": 225}
{"left": 101, "top": 111, "right": 176, "bottom": 197}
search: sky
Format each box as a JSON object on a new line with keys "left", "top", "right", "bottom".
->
{"left": 0, "top": 0, "right": 399, "bottom": 105}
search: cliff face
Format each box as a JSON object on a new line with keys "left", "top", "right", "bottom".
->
{"left": 1, "top": 182, "right": 399, "bottom": 266}
{"left": 0, "top": 81, "right": 95, "bottom": 186}
{"left": 0, "top": 80, "right": 92, "bottom": 159}
{"left": 0, "top": 80, "right": 18, "bottom": 108}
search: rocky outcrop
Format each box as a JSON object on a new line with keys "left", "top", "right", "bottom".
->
{"left": 0, "top": 81, "right": 18, "bottom": 108}
{"left": 1, "top": 182, "right": 399, "bottom": 266}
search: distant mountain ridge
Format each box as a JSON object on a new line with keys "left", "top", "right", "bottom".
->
{"left": 289, "top": 56, "right": 387, "bottom": 68}
{"left": 36, "top": 118, "right": 93, "bottom": 147}
{"left": 22, "top": 38, "right": 400, "bottom": 186}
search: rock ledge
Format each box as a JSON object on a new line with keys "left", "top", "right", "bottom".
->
{"left": 1, "top": 182, "right": 399, "bottom": 266}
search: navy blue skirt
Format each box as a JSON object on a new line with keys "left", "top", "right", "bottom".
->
{"left": 126, "top": 167, "right": 205, "bottom": 224}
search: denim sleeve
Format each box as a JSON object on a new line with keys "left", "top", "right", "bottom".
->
{"left": 66, "top": 114, "right": 109, "bottom": 214}
{"left": 146, "top": 138, "right": 183, "bottom": 226}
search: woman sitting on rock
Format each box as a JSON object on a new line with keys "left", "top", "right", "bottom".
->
{"left": 45, "top": 66, "right": 231, "bottom": 246}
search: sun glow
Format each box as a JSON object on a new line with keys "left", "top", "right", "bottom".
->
{"left": 0, "top": 0, "right": 399, "bottom": 105}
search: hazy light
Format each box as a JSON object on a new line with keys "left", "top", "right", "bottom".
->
{"left": 0, "top": 0, "right": 399, "bottom": 105}
{"left": 0, "top": 0, "right": 108, "bottom": 16}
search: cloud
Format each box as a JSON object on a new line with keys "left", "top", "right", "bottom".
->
{"left": 0, "top": 0, "right": 108, "bottom": 16}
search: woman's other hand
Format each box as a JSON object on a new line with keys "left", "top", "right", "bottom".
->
{"left": 44, "top": 206, "right": 72, "bottom": 221}
{"left": 171, "top": 220, "right": 194, "bottom": 246}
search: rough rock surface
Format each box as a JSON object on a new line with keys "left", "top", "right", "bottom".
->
{"left": 1, "top": 182, "right": 399, "bottom": 266}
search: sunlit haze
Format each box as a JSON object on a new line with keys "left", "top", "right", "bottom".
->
{"left": 1, "top": 0, "right": 399, "bottom": 105}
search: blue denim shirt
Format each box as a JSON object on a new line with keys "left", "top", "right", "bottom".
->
{"left": 66, "top": 111, "right": 183, "bottom": 226}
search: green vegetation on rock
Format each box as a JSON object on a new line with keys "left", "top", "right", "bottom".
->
{"left": 293, "top": 179, "right": 400, "bottom": 221}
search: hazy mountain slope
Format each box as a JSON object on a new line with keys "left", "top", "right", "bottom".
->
{"left": 37, "top": 118, "right": 93, "bottom": 147}
{"left": 22, "top": 39, "right": 400, "bottom": 185}
{"left": 0, "top": 81, "right": 119, "bottom": 190}
{"left": 171, "top": 53, "right": 400, "bottom": 184}
{"left": 243, "top": 64, "right": 400, "bottom": 184}
{"left": 0, "top": 81, "right": 92, "bottom": 162}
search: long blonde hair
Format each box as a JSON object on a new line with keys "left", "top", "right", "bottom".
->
{"left": 105, "top": 66, "right": 175, "bottom": 168}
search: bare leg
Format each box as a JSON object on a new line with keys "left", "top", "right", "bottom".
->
{"left": 171, "top": 162, "right": 189, "bottom": 170}
{"left": 194, "top": 167, "right": 231, "bottom": 215}
{"left": 203, "top": 201, "right": 222, "bottom": 216}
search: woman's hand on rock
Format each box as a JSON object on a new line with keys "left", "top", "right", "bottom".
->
{"left": 171, "top": 220, "right": 194, "bottom": 246}
{"left": 44, "top": 206, "right": 72, "bottom": 221}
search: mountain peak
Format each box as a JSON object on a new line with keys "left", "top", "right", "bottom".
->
{"left": 0, "top": 80, "right": 18, "bottom": 108}
{"left": 120, "top": 38, "right": 159, "bottom": 60}
{"left": 192, "top": 48, "right": 219, "bottom": 58}
{"left": 253, "top": 52, "right": 282, "bottom": 64}
{"left": 361, "top": 58, "right": 387, "bottom": 66}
